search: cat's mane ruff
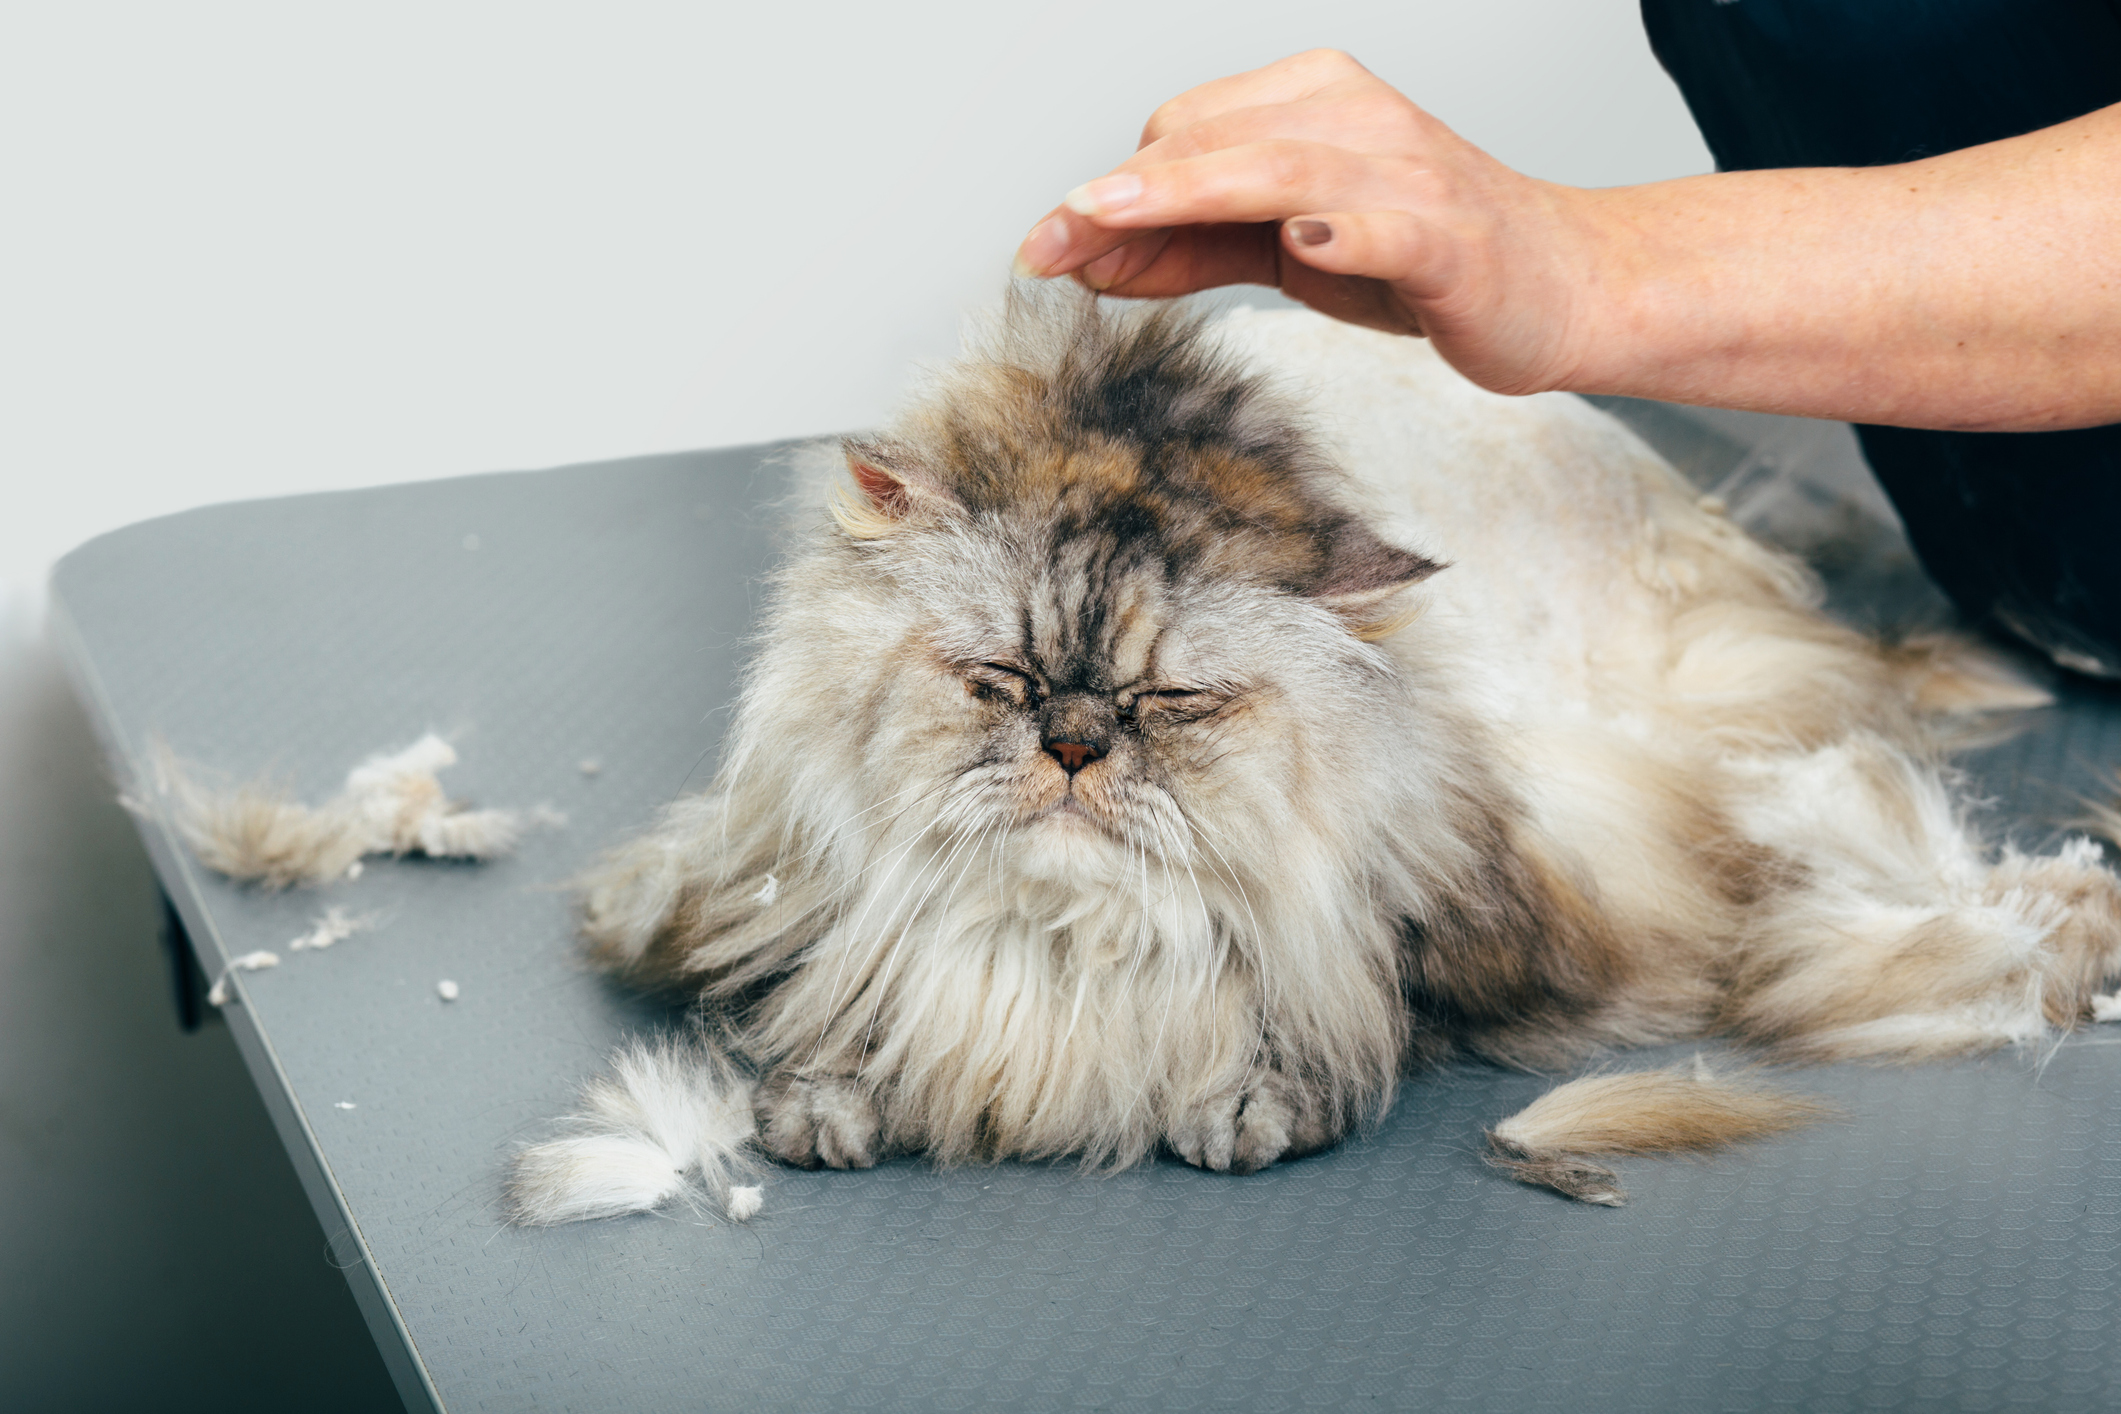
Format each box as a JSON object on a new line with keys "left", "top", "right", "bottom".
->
{"left": 530, "top": 291, "right": 2121, "bottom": 1216}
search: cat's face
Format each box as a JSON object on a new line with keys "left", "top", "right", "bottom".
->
{"left": 905, "top": 527, "right": 1342, "bottom": 886}
{"left": 815, "top": 458, "right": 1436, "bottom": 907}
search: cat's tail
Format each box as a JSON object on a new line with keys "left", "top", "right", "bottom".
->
{"left": 1483, "top": 1059, "right": 1833, "bottom": 1206}
{"left": 509, "top": 1029, "right": 765, "bottom": 1224}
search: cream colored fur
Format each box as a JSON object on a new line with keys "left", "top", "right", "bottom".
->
{"left": 526, "top": 301, "right": 2121, "bottom": 1218}
{"left": 1222, "top": 310, "right": 2120, "bottom": 1194}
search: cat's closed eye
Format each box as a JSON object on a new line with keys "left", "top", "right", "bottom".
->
{"left": 1121, "top": 687, "right": 1231, "bottom": 722}
{"left": 961, "top": 661, "right": 1039, "bottom": 706}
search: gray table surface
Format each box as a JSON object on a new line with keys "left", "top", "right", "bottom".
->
{"left": 47, "top": 421, "right": 2121, "bottom": 1413}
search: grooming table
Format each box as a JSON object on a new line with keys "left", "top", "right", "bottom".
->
{"left": 49, "top": 411, "right": 2121, "bottom": 1413}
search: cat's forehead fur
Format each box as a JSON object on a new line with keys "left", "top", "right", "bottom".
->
{"left": 842, "top": 291, "right": 1439, "bottom": 637}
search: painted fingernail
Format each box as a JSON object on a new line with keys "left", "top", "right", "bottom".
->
{"left": 1012, "top": 215, "right": 1071, "bottom": 278}
{"left": 1289, "top": 219, "right": 1334, "bottom": 247}
{"left": 1080, "top": 247, "right": 1129, "bottom": 291}
{"left": 1064, "top": 174, "right": 1143, "bottom": 218}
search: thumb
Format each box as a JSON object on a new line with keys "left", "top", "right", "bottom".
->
{"left": 1280, "top": 211, "right": 1459, "bottom": 303}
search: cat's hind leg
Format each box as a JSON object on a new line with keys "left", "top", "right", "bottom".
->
{"left": 1731, "top": 835, "right": 2121, "bottom": 1060}
{"left": 1721, "top": 734, "right": 2121, "bottom": 1059}
{"left": 1490, "top": 737, "right": 2121, "bottom": 1205}
{"left": 577, "top": 793, "right": 724, "bottom": 978}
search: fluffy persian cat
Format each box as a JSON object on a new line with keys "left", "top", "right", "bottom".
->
{"left": 510, "top": 289, "right": 2121, "bottom": 1222}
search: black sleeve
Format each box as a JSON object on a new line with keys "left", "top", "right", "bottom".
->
{"left": 1639, "top": 0, "right": 2121, "bottom": 678}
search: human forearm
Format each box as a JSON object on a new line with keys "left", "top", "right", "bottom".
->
{"left": 1017, "top": 53, "right": 2121, "bottom": 434}
{"left": 1569, "top": 108, "right": 2121, "bottom": 431}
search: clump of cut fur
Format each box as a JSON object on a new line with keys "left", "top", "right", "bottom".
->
{"left": 288, "top": 906, "right": 370, "bottom": 951}
{"left": 146, "top": 734, "right": 558, "bottom": 889}
{"left": 205, "top": 949, "right": 282, "bottom": 1008}
{"left": 510, "top": 1031, "right": 762, "bottom": 1224}
{"left": 519, "top": 286, "right": 2121, "bottom": 1222}
{"left": 1485, "top": 1060, "right": 1835, "bottom": 1205}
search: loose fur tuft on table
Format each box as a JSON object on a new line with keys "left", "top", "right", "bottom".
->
{"left": 521, "top": 287, "right": 2121, "bottom": 1217}
{"left": 144, "top": 733, "right": 558, "bottom": 889}
{"left": 510, "top": 1030, "right": 763, "bottom": 1224}
{"left": 1484, "top": 1059, "right": 1836, "bottom": 1205}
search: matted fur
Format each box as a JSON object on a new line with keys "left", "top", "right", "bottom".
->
{"left": 532, "top": 288, "right": 2121, "bottom": 1216}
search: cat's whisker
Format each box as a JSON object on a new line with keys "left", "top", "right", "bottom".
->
{"left": 1149, "top": 807, "right": 1226, "bottom": 1049}
{"left": 1113, "top": 916, "right": 1190, "bottom": 1149}
{"left": 769, "top": 771, "right": 981, "bottom": 934}
{"left": 818, "top": 829, "right": 965, "bottom": 1067}
{"left": 1055, "top": 967, "right": 1094, "bottom": 1067}
{"left": 772, "top": 776, "right": 936, "bottom": 876}
{"left": 800, "top": 774, "right": 969, "bottom": 889}
{"left": 858, "top": 816, "right": 998, "bottom": 1076}
{"left": 803, "top": 801, "right": 975, "bottom": 1069}
{"left": 1179, "top": 809, "right": 1265, "bottom": 971}
{"left": 1178, "top": 807, "right": 1275, "bottom": 1080}
{"left": 1098, "top": 829, "right": 1189, "bottom": 1143}
{"left": 757, "top": 777, "right": 960, "bottom": 1003}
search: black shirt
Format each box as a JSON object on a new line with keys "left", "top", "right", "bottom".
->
{"left": 1642, "top": 0, "right": 2121, "bottom": 675}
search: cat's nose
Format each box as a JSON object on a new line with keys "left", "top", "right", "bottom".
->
{"left": 1045, "top": 738, "right": 1102, "bottom": 774}
{"left": 1040, "top": 693, "right": 1113, "bottom": 776}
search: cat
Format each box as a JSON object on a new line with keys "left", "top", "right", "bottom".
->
{"left": 508, "top": 287, "right": 2121, "bottom": 1222}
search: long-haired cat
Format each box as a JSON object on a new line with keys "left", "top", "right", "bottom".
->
{"left": 509, "top": 288, "right": 2121, "bottom": 1222}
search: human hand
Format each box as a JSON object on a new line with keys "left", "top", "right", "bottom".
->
{"left": 1012, "top": 49, "right": 1613, "bottom": 398}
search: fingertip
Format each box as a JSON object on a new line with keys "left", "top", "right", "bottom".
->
{"left": 1286, "top": 218, "right": 1334, "bottom": 248}
{"left": 1064, "top": 173, "right": 1144, "bottom": 219}
{"left": 1014, "top": 213, "right": 1074, "bottom": 278}
{"left": 1280, "top": 209, "right": 1429, "bottom": 286}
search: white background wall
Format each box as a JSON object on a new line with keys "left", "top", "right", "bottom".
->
{"left": 0, "top": 3, "right": 1710, "bottom": 1407}
{"left": 1, "top": 0, "right": 1709, "bottom": 598}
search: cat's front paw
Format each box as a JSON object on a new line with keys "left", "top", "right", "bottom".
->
{"left": 755, "top": 1069, "right": 885, "bottom": 1170}
{"left": 1164, "top": 1067, "right": 1339, "bottom": 1175}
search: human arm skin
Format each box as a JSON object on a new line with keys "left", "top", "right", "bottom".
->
{"left": 1012, "top": 49, "right": 2121, "bottom": 434}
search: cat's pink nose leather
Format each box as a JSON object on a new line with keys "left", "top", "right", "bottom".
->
{"left": 1046, "top": 740, "right": 1101, "bottom": 773}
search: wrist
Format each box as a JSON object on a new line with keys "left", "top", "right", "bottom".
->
{"left": 1544, "top": 180, "right": 1702, "bottom": 403}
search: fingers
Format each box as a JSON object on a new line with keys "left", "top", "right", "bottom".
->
{"left": 1063, "top": 141, "right": 1401, "bottom": 231}
{"left": 1078, "top": 228, "right": 1174, "bottom": 292}
{"left": 1013, "top": 120, "right": 1378, "bottom": 278}
{"left": 1136, "top": 93, "right": 1426, "bottom": 170}
{"left": 1080, "top": 224, "right": 1282, "bottom": 300}
{"left": 1138, "top": 48, "right": 1375, "bottom": 147}
{"left": 1016, "top": 56, "right": 1445, "bottom": 282}
{"left": 1015, "top": 141, "right": 1413, "bottom": 279}
{"left": 1015, "top": 209, "right": 1104, "bottom": 278}
{"left": 1270, "top": 210, "right": 1455, "bottom": 337}
{"left": 1076, "top": 218, "right": 1431, "bottom": 341}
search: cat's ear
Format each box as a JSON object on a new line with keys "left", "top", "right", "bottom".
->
{"left": 1310, "top": 520, "right": 1444, "bottom": 641}
{"left": 833, "top": 439, "right": 956, "bottom": 538}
